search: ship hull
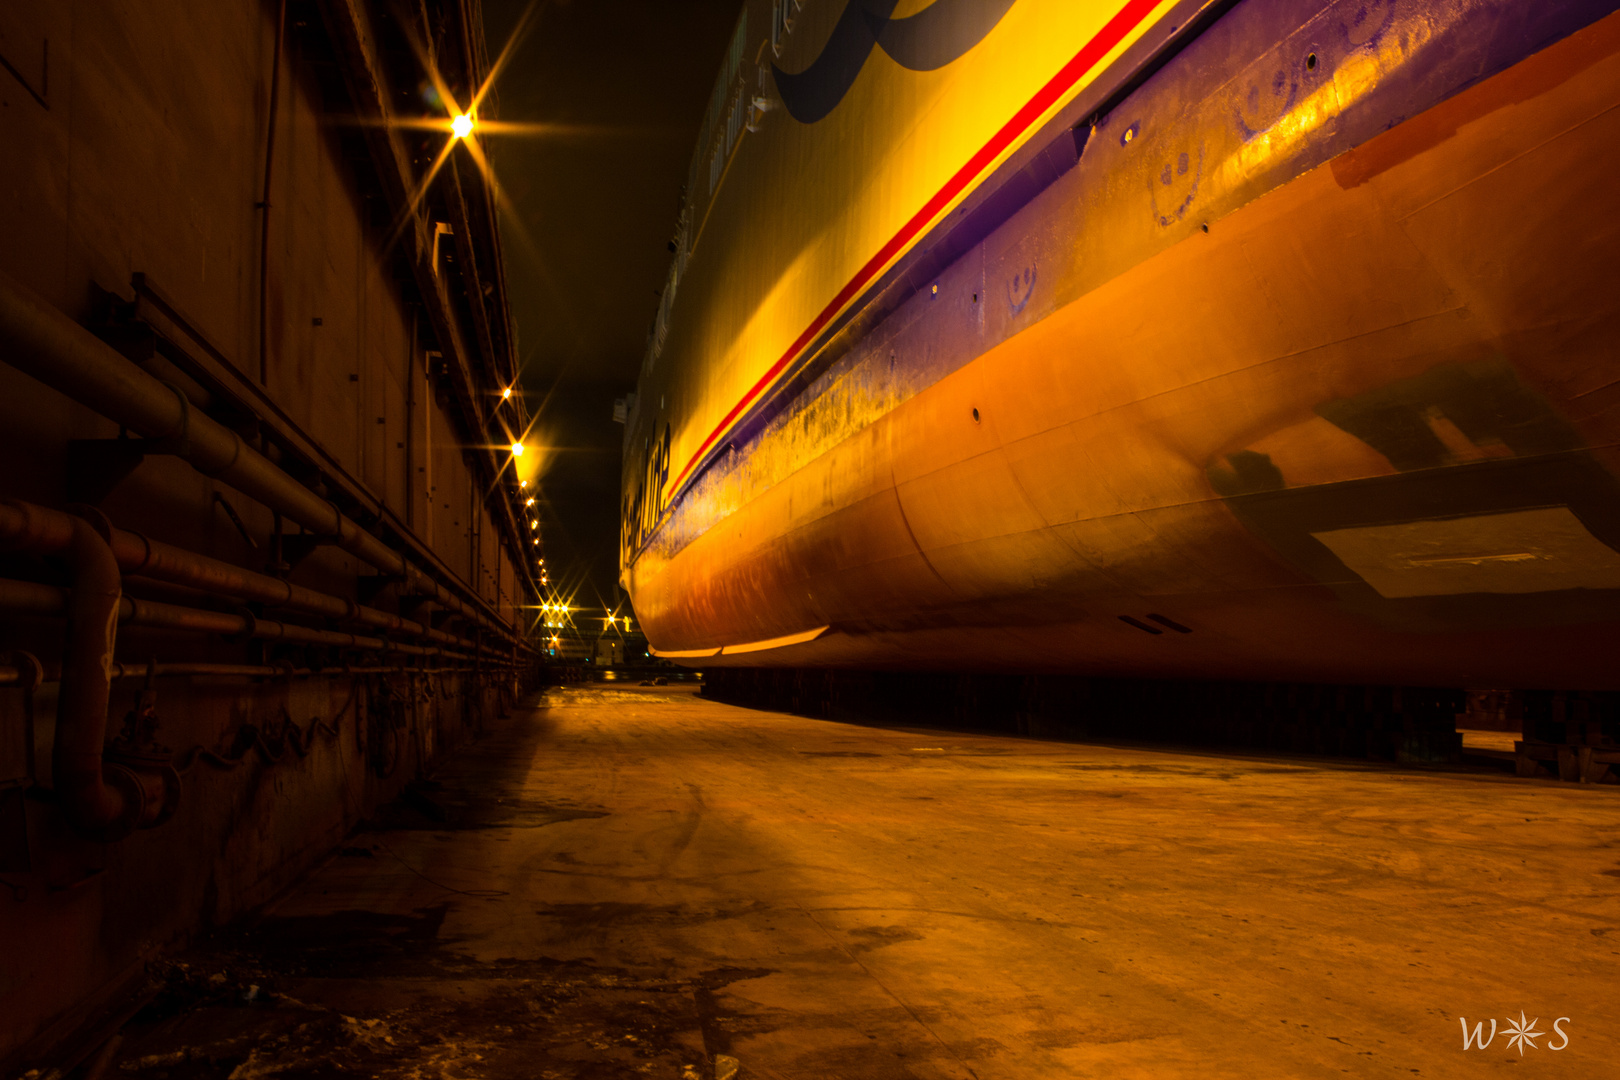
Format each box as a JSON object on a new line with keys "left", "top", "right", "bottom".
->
{"left": 626, "top": 1, "right": 1620, "bottom": 690}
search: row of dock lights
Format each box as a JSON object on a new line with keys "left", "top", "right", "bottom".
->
{"left": 445, "top": 75, "right": 551, "bottom": 625}
{"left": 446, "top": 62, "right": 555, "bottom": 632}
{"left": 505, "top": 439, "right": 541, "bottom": 589}
{"left": 540, "top": 600, "right": 569, "bottom": 630}
{"left": 451, "top": 117, "right": 540, "bottom": 594}
{"left": 530, "top": 506, "right": 543, "bottom": 584}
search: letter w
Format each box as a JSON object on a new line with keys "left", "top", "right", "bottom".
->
{"left": 1461, "top": 1018, "right": 1496, "bottom": 1049}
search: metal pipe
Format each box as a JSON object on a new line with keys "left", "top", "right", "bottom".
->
{"left": 0, "top": 577, "right": 65, "bottom": 617}
{"left": 114, "top": 525, "right": 352, "bottom": 620}
{"left": 0, "top": 499, "right": 491, "bottom": 654}
{"left": 0, "top": 574, "right": 460, "bottom": 656}
{"left": 1, "top": 651, "right": 43, "bottom": 783}
{"left": 0, "top": 535, "right": 522, "bottom": 834}
{"left": 0, "top": 660, "right": 521, "bottom": 685}
{"left": 0, "top": 270, "right": 524, "bottom": 648}
{"left": 36, "top": 515, "right": 149, "bottom": 838}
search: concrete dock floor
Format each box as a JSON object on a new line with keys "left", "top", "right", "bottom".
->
{"left": 107, "top": 684, "right": 1619, "bottom": 1078}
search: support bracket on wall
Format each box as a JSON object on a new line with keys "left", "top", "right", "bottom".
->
{"left": 279, "top": 533, "right": 340, "bottom": 571}
{"left": 357, "top": 573, "right": 404, "bottom": 604}
{"left": 65, "top": 430, "right": 192, "bottom": 505}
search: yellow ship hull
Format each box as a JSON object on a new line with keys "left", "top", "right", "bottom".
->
{"left": 624, "top": 1, "right": 1620, "bottom": 690}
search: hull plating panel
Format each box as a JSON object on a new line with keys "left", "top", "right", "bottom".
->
{"left": 626, "top": 0, "right": 1620, "bottom": 688}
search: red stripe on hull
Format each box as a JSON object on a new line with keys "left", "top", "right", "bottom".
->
{"left": 667, "top": 0, "right": 1168, "bottom": 496}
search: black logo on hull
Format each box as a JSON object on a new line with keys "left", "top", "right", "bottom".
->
{"left": 774, "top": 0, "right": 1020, "bottom": 124}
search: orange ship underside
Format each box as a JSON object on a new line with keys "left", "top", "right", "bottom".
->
{"left": 628, "top": 5, "right": 1620, "bottom": 691}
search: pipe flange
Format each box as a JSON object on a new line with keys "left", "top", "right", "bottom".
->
{"left": 225, "top": 605, "right": 259, "bottom": 644}
{"left": 89, "top": 763, "right": 148, "bottom": 843}
{"left": 219, "top": 428, "right": 244, "bottom": 472}
{"left": 123, "top": 524, "right": 155, "bottom": 573}
{"left": 155, "top": 380, "right": 193, "bottom": 456}
{"left": 149, "top": 764, "right": 182, "bottom": 828}
{"left": 64, "top": 503, "right": 116, "bottom": 544}
{"left": 2, "top": 649, "right": 44, "bottom": 693}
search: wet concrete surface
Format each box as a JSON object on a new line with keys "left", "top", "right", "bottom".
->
{"left": 99, "top": 684, "right": 1619, "bottom": 1078}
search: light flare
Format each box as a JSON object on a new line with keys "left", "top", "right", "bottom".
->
{"left": 367, "top": 1, "right": 547, "bottom": 268}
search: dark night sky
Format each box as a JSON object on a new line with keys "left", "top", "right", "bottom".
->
{"left": 480, "top": 1, "right": 740, "bottom": 616}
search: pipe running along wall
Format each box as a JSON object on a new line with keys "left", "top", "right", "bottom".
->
{"left": 0, "top": 505, "right": 524, "bottom": 839}
{"left": 0, "top": 661, "right": 510, "bottom": 685}
{"left": 0, "top": 269, "right": 527, "bottom": 650}
{"left": 0, "top": 576, "right": 483, "bottom": 657}
{"left": 0, "top": 501, "right": 493, "bottom": 655}
{"left": 0, "top": 507, "right": 159, "bottom": 839}
{"left": 0, "top": 274, "right": 535, "bottom": 838}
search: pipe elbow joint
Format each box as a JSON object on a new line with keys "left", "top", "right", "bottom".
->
{"left": 73, "top": 761, "right": 181, "bottom": 841}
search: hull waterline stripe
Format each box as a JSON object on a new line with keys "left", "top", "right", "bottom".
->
{"left": 649, "top": 645, "right": 723, "bottom": 658}
{"left": 665, "top": 0, "right": 1168, "bottom": 498}
{"left": 720, "top": 624, "right": 831, "bottom": 654}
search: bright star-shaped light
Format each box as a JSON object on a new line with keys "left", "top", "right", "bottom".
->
{"left": 1503, "top": 1011, "right": 1543, "bottom": 1055}
{"left": 510, "top": 442, "right": 524, "bottom": 456}
{"left": 451, "top": 113, "right": 474, "bottom": 139}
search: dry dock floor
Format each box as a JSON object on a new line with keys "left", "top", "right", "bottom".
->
{"left": 109, "top": 683, "right": 1620, "bottom": 1079}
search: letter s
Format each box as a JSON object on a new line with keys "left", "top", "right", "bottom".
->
{"left": 1549, "top": 1018, "right": 1571, "bottom": 1051}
